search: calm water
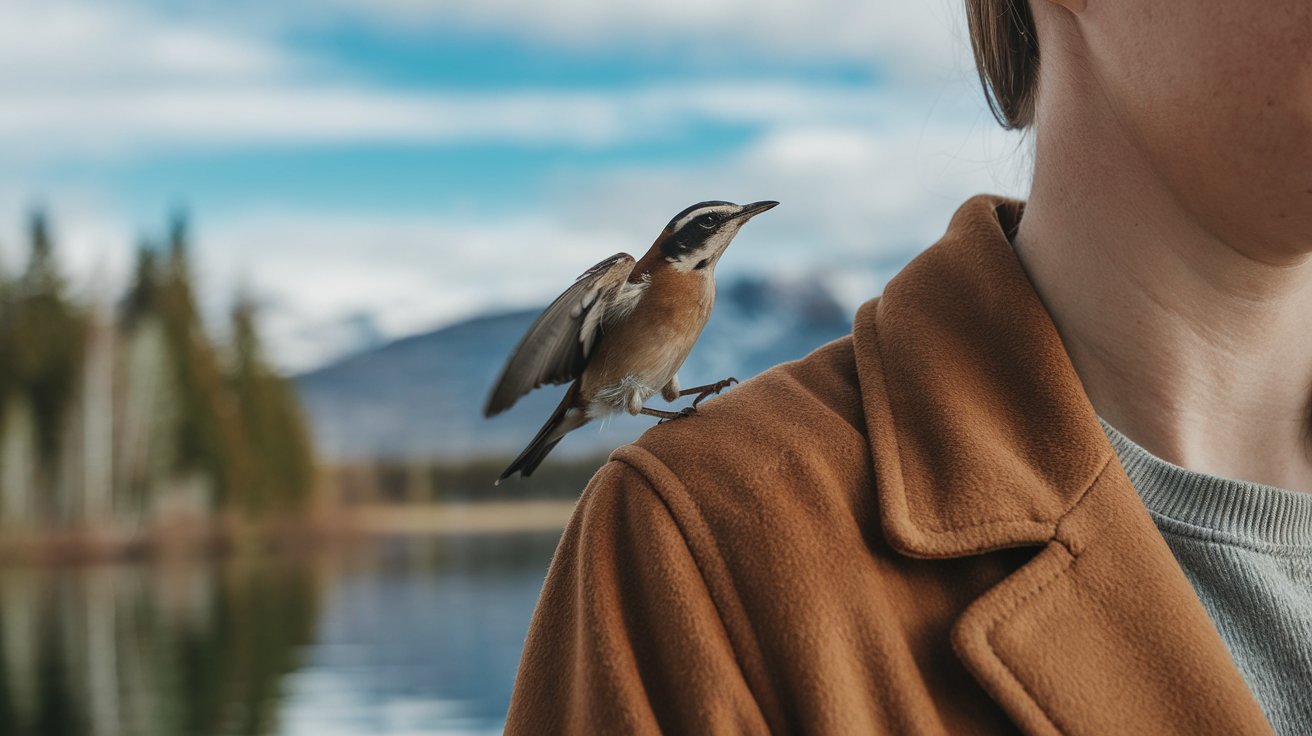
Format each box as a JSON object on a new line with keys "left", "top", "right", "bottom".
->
{"left": 0, "top": 531, "right": 562, "bottom": 736}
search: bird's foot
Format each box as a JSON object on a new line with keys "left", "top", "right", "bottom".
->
{"left": 686, "top": 377, "right": 738, "bottom": 407}
{"left": 658, "top": 406, "right": 698, "bottom": 424}
{"left": 640, "top": 405, "right": 697, "bottom": 423}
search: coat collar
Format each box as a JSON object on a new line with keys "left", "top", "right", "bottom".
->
{"left": 852, "top": 194, "right": 1109, "bottom": 557}
{"left": 852, "top": 193, "right": 1273, "bottom": 734}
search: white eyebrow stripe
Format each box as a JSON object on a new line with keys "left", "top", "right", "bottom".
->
{"left": 672, "top": 204, "right": 737, "bottom": 234}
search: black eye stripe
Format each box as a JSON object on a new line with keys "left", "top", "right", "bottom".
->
{"left": 675, "top": 209, "right": 727, "bottom": 232}
{"left": 660, "top": 203, "right": 734, "bottom": 260}
{"left": 668, "top": 200, "right": 735, "bottom": 229}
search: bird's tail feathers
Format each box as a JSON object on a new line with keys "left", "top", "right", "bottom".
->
{"left": 496, "top": 385, "right": 587, "bottom": 484}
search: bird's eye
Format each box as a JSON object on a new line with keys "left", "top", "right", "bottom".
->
{"left": 698, "top": 217, "right": 716, "bottom": 230}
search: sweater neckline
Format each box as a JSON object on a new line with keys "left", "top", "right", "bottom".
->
{"left": 1097, "top": 415, "right": 1312, "bottom": 549}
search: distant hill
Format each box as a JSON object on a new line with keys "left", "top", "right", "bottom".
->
{"left": 296, "top": 274, "right": 854, "bottom": 461}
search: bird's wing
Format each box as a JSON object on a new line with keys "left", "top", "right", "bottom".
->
{"left": 483, "top": 252, "right": 637, "bottom": 417}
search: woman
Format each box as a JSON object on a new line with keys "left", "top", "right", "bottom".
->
{"left": 506, "top": 0, "right": 1311, "bottom": 732}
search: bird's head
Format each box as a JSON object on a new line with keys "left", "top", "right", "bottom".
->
{"left": 655, "top": 200, "right": 779, "bottom": 273}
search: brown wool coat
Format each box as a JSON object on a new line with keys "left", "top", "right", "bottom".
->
{"left": 504, "top": 195, "right": 1275, "bottom": 735}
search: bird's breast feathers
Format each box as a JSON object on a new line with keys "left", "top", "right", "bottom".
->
{"left": 582, "top": 270, "right": 715, "bottom": 417}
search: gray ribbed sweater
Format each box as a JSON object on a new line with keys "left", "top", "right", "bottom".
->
{"left": 1097, "top": 415, "right": 1312, "bottom": 735}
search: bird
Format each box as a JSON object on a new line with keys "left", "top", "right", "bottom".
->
{"left": 483, "top": 199, "right": 779, "bottom": 483}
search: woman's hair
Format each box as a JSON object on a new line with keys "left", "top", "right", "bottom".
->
{"left": 964, "top": 0, "right": 1041, "bottom": 129}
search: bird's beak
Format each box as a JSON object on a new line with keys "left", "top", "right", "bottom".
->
{"left": 732, "top": 200, "right": 780, "bottom": 221}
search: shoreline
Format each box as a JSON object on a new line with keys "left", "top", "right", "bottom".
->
{"left": 351, "top": 500, "right": 578, "bottom": 535}
{"left": 0, "top": 500, "right": 577, "bottom": 566}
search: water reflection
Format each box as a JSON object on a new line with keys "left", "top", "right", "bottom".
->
{"left": 0, "top": 531, "right": 561, "bottom": 736}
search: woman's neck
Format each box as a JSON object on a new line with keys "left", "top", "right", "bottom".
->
{"left": 1012, "top": 92, "right": 1312, "bottom": 493}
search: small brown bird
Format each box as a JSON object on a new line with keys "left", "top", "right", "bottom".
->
{"left": 484, "top": 199, "right": 779, "bottom": 482}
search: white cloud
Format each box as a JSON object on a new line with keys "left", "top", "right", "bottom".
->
{"left": 0, "top": 190, "right": 136, "bottom": 299}
{"left": 191, "top": 212, "right": 633, "bottom": 370}
{"left": 37, "top": 0, "right": 973, "bottom": 87}
{"left": 0, "top": 0, "right": 977, "bottom": 92}
{"left": 321, "top": 0, "right": 973, "bottom": 84}
{"left": 0, "top": 0, "right": 1032, "bottom": 373}
{"left": 0, "top": 0, "right": 988, "bottom": 161}
{"left": 190, "top": 117, "right": 1029, "bottom": 371}
{"left": 0, "top": 113, "right": 1029, "bottom": 373}
{"left": 0, "top": 81, "right": 976, "bottom": 162}
{"left": 549, "top": 123, "right": 1032, "bottom": 287}
{"left": 0, "top": 1, "right": 296, "bottom": 91}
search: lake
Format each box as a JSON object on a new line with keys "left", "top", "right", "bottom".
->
{"left": 0, "top": 530, "right": 562, "bottom": 736}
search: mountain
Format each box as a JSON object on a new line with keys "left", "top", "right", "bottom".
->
{"left": 295, "top": 274, "right": 854, "bottom": 461}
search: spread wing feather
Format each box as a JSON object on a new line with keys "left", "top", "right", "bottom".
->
{"left": 483, "top": 253, "right": 636, "bottom": 417}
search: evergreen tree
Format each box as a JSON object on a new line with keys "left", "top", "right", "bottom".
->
{"left": 2, "top": 208, "right": 321, "bottom": 526}
{"left": 122, "top": 242, "right": 161, "bottom": 326}
{"left": 0, "top": 253, "right": 12, "bottom": 417}
{"left": 10, "top": 210, "right": 85, "bottom": 474}
{"left": 229, "top": 297, "right": 316, "bottom": 514}
{"left": 23, "top": 211, "right": 60, "bottom": 292}
{"left": 155, "top": 213, "right": 251, "bottom": 508}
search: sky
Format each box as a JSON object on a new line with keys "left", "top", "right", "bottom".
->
{"left": 0, "top": 0, "right": 1031, "bottom": 372}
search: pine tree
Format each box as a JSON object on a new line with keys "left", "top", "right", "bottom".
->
{"left": 229, "top": 297, "right": 316, "bottom": 514}
{"left": 1, "top": 208, "right": 321, "bottom": 526}
{"left": 122, "top": 243, "right": 160, "bottom": 326}
{"left": 10, "top": 210, "right": 85, "bottom": 478}
{"left": 0, "top": 252, "right": 13, "bottom": 418}
{"left": 155, "top": 213, "right": 251, "bottom": 509}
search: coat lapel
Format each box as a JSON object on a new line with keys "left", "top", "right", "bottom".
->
{"left": 852, "top": 195, "right": 1272, "bottom": 734}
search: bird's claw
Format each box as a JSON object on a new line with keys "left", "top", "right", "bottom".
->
{"left": 659, "top": 406, "right": 698, "bottom": 424}
{"left": 691, "top": 377, "right": 738, "bottom": 408}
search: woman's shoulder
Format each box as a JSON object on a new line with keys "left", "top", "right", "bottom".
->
{"left": 511, "top": 337, "right": 891, "bottom": 733}
{"left": 636, "top": 334, "right": 867, "bottom": 476}
{"left": 590, "top": 334, "right": 877, "bottom": 557}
